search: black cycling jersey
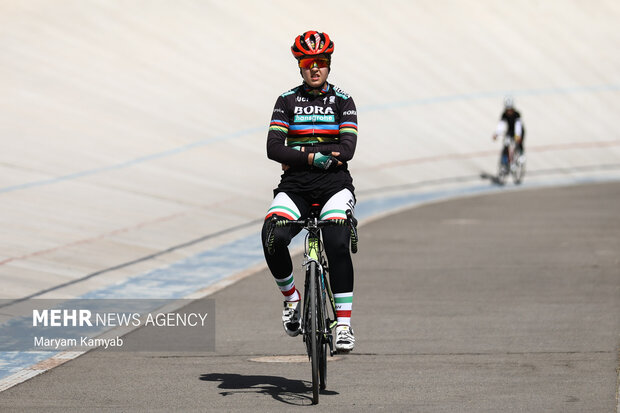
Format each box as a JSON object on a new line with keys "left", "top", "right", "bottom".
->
{"left": 267, "top": 82, "right": 358, "bottom": 198}
{"left": 501, "top": 109, "right": 525, "bottom": 138}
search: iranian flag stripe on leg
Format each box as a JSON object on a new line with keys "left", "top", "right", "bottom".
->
{"left": 275, "top": 273, "right": 300, "bottom": 301}
{"left": 334, "top": 292, "right": 353, "bottom": 326}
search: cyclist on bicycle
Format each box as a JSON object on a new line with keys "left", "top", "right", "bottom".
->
{"left": 493, "top": 96, "right": 526, "bottom": 165}
{"left": 261, "top": 30, "right": 357, "bottom": 352}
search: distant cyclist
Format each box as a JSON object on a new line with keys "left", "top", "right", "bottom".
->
{"left": 261, "top": 31, "right": 358, "bottom": 352}
{"left": 493, "top": 96, "right": 525, "bottom": 165}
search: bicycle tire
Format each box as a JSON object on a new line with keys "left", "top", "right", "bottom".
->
{"left": 512, "top": 151, "right": 525, "bottom": 184}
{"left": 513, "top": 165, "right": 523, "bottom": 184}
{"left": 497, "top": 161, "right": 507, "bottom": 185}
{"left": 317, "top": 272, "right": 328, "bottom": 391}
{"left": 309, "top": 261, "right": 320, "bottom": 404}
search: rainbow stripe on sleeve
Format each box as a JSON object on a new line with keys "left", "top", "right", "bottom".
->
{"left": 339, "top": 122, "right": 358, "bottom": 135}
{"left": 269, "top": 120, "right": 289, "bottom": 133}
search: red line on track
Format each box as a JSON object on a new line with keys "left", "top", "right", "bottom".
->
{"left": 369, "top": 139, "right": 620, "bottom": 171}
{"left": 0, "top": 199, "right": 234, "bottom": 267}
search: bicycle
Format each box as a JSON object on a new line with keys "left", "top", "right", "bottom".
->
{"left": 265, "top": 204, "right": 358, "bottom": 405}
{"left": 497, "top": 135, "right": 526, "bottom": 185}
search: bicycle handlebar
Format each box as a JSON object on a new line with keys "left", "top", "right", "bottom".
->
{"left": 346, "top": 210, "right": 358, "bottom": 254}
{"left": 265, "top": 209, "right": 358, "bottom": 255}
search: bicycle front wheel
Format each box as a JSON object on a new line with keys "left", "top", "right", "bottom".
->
{"left": 512, "top": 151, "right": 526, "bottom": 184}
{"left": 308, "top": 261, "right": 320, "bottom": 404}
{"left": 497, "top": 162, "right": 507, "bottom": 185}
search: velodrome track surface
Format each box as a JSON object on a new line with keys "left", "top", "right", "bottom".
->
{"left": 1, "top": 0, "right": 620, "bottom": 409}
{"left": 2, "top": 0, "right": 620, "bottom": 300}
{"left": 0, "top": 182, "right": 618, "bottom": 411}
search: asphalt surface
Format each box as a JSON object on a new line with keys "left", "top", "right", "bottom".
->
{"left": 1, "top": 182, "right": 619, "bottom": 412}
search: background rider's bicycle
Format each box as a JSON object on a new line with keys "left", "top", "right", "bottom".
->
{"left": 265, "top": 205, "right": 358, "bottom": 405}
{"left": 497, "top": 135, "right": 526, "bottom": 185}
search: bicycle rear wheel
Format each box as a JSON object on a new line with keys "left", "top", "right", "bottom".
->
{"left": 497, "top": 162, "right": 508, "bottom": 185}
{"left": 308, "top": 261, "right": 320, "bottom": 404}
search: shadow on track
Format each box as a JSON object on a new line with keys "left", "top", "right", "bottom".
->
{"left": 199, "top": 373, "right": 338, "bottom": 406}
{"left": 480, "top": 171, "right": 503, "bottom": 185}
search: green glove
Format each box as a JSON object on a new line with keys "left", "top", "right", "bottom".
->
{"left": 312, "top": 152, "right": 335, "bottom": 170}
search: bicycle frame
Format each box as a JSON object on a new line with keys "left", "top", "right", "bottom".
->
{"left": 301, "top": 217, "right": 337, "bottom": 350}
{"left": 497, "top": 135, "right": 526, "bottom": 185}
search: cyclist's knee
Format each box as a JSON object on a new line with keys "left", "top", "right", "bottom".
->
{"left": 322, "top": 226, "right": 350, "bottom": 256}
{"left": 261, "top": 215, "right": 292, "bottom": 250}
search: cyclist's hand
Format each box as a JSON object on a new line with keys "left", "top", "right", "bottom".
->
{"left": 492, "top": 133, "right": 498, "bottom": 141}
{"left": 515, "top": 135, "right": 522, "bottom": 143}
{"left": 282, "top": 164, "right": 290, "bottom": 171}
{"left": 309, "top": 152, "right": 342, "bottom": 170}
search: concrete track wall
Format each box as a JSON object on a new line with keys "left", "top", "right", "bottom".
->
{"left": 1, "top": 0, "right": 619, "bottom": 299}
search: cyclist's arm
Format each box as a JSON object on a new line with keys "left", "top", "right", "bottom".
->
{"left": 266, "top": 96, "right": 311, "bottom": 167}
{"left": 514, "top": 119, "right": 523, "bottom": 140}
{"left": 305, "top": 135, "right": 355, "bottom": 163}
{"left": 495, "top": 119, "right": 508, "bottom": 137}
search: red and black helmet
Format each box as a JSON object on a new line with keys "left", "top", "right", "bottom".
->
{"left": 291, "top": 31, "right": 334, "bottom": 59}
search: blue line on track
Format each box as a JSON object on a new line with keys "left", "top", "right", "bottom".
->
{"left": 1, "top": 83, "right": 618, "bottom": 195}
{"left": 0, "top": 127, "right": 263, "bottom": 194}
{"left": 360, "top": 83, "right": 620, "bottom": 113}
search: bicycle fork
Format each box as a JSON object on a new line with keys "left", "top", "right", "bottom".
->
{"left": 304, "top": 235, "right": 337, "bottom": 356}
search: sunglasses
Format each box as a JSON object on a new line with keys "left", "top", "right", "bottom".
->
{"left": 298, "top": 57, "right": 330, "bottom": 69}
